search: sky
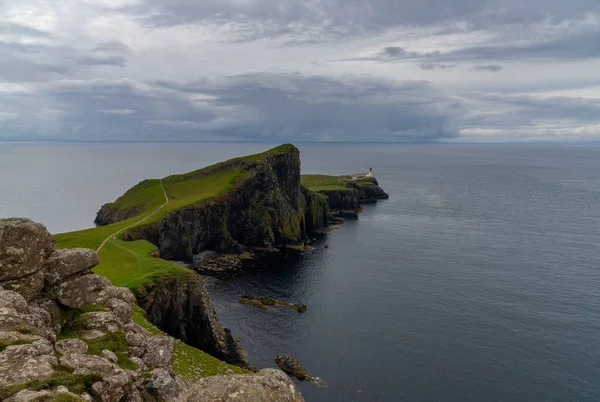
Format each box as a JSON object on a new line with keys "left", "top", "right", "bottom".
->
{"left": 1, "top": 0, "right": 599, "bottom": 142}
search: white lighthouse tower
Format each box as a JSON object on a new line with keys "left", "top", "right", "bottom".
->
{"left": 368, "top": 168, "right": 373, "bottom": 177}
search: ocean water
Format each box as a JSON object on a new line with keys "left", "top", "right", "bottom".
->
{"left": 2, "top": 142, "right": 600, "bottom": 401}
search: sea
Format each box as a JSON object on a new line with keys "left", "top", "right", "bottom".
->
{"left": 1, "top": 142, "right": 600, "bottom": 401}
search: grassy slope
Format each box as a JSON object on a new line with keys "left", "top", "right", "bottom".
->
{"left": 301, "top": 174, "right": 351, "bottom": 191}
{"left": 51, "top": 145, "right": 296, "bottom": 381}
{"left": 132, "top": 305, "right": 246, "bottom": 380}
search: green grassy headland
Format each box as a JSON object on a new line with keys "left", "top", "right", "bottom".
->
{"left": 50, "top": 145, "right": 295, "bottom": 382}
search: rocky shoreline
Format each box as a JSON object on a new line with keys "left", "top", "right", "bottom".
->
{"left": 2, "top": 145, "right": 389, "bottom": 401}
{"left": 0, "top": 218, "right": 303, "bottom": 401}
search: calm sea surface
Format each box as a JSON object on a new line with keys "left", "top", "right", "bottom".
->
{"left": 2, "top": 142, "right": 600, "bottom": 401}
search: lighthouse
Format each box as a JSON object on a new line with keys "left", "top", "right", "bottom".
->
{"left": 368, "top": 168, "right": 373, "bottom": 177}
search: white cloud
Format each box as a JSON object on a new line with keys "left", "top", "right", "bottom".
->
{"left": 0, "top": 0, "right": 599, "bottom": 141}
{"left": 99, "top": 109, "right": 136, "bottom": 115}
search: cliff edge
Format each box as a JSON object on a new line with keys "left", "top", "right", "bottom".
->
{"left": 95, "top": 144, "right": 329, "bottom": 262}
{"left": 0, "top": 218, "right": 303, "bottom": 401}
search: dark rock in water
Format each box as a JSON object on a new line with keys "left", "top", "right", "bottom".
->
{"left": 195, "top": 253, "right": 243, "bottom": 273}
{"left": 239, "top": 297, "right": 274, "bottom": 311}
{"left": 334, "top": 211, "right": 359, "bottom": 220}
{"left": 275, "top": 355, "right": 310, "bottom": 381}
{"left": 328, "top": 217, "right": 345, "bottom": 225}
{"left": 138, "top": 274, "right": 256, "bottom": 371}
{"left": 239, "top": 296, "right": 307, "bottom": 313}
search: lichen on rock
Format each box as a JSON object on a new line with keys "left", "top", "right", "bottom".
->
{"left": 0, "top": 217, "right": 303, "bottom": 401}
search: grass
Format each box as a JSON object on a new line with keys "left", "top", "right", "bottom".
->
{"left": 36, "top": 394, "right": 83, "bottom": 402}
{"left": 91, "top": 239, "right": 193, "bottom": 290}
{"left": 131, "top": 305, "right": 246, "bottom": 381}
{"left": 301, "top": 174, "right": 350, "bottom": 191}
{"left": 58, "top": 305, "right": 107, "bottom": 340}
{"left": 0, "top": 338, "right": 35, "bottom": 352}
{"left": 0, "top": 365, "right": 102, "bottom": 400}
{"left": 54, "top": 217, "right": 141, "bottom": 251}
{"left": 47, "top": 145, "right": 298, "bottom": 385}
{"left": 85, "top": 331, "right": 138, "bottom": 370}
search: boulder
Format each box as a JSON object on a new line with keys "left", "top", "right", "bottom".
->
{"left": 6, "top": 387, "right": 86, "bottom": 402}
{"left": 45, "top": 248, "right": 99, "bottom": 285}
{"left": 179, "top": 368, "right": 304, "bottom": 402}
{"left": 145, "top": 368, "right": 186, "bottom": 401}
{"left": 1, "top": 270, "right": 45, "bottom": 301}
{"left": 0, "top": 290, "right": 49, "bottom": 335}
{"left": 101, "top": 298, "right": 133, "bottom": 325}
{"left": 74, "top": 311, "right": 122, "bottom": 336}
{"left": 127, "top": 332, "right": 147, "bottom": 359}
{"left": 0, "top": 339, "right": 57, "bottom": 388}
{"left": 142, "top": 335, "right": 175, "bottom": 369}
{"left": 0, "top": 218, "right": 54, "bottom": 282}
{"left": 102, "top": 349, "right": 119, "bottom": 363}
{"left": 32, "top": 297, "right": 67, "bottom": 334}
{"left": 60, "top": 353, "right": 119, "bottom": 376}
{"left": 55, "top": 274, "right": 110, "bottom": 309}
{"left": 56, "top": 338, "right": 88, "bottom": 355}
{"left": 91, "top": 371, "right": 135, "bottom": 402}
{"left": 121, "top": 388, "right": 143, "bottom": 402}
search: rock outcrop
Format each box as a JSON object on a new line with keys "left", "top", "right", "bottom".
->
{"left": 180, "top": 369, "right": 304, "bottom": 402}
{"left": 315, "top": 177, "right": 389, "bottom": 216}
{"left": 0, "top": 218, "right": 302, "bottom": 401}
{"left": 239, "top": 296, "right": 307, "bottom": 313}
{"left": 98, "top": 145, "right": 330, "bottom": 262}
{"left": 275, "top": 355, "right": 311, "bottom": 381}
{"left": 138, "top": 275, "right": 254, "bottom": 371}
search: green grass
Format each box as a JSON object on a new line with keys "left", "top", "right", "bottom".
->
{"left": 131, "top": 305, "right": 246, "bottom": 381}
{"left": 301, "top": 174, "right": 350, "bottom": 191}
{"left": 54, "top": 217, "right": 141, "bottom": 250}
{"left": 58, "top": 305, "right": 107, "bottom": 340}
{"left": 36, "top": 394, "right": 83, "bottom": 402}
{"left": 91, "top": 239, "right": 193, "bottom": 290}
{"left": 0, "top": 338, "right": 35, "bottom": 352}
{"left": 85, "top": 331, "right": 138, "bottom": 370}
{"left": 0, "top": 365, "right": 102, "bottom": 400}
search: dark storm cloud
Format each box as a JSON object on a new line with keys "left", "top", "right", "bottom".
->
{"left": 123, "top": 0, "right": 600, "bottom": 42}
{"left": 5, "top": 74, "right": 465, "bottom": 141}
{"left": 473, "top": 65, "right": 503, "bottom": 72}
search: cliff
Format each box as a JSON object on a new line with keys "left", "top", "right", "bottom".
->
{"left": 301, "top": 175, "right": 389, "bottom": 214}
{"left": 95, "top": 145, "right": 330, "bottom": 262}
{"left": 137, "top": 275, "right": 254, "bottom": 371}
{"left": 0, "top": 218, "right": 303, "bottom": 401}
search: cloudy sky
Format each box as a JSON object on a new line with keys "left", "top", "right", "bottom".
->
{"left": 1, "top": 0, "right": 599, "bottom": 142}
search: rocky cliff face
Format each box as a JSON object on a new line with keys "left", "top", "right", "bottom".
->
{"left": 316, "top": 189, "right": 361, "bottom": 214}
{"left": 123, "top": 145, "right": 328, "bottom": 261}
{"left": 346, "top": 177, "right": 390, "bottom": 203}
{"left": 138, "top": 275, "right": 254, "bottom": 371}
{"left": 0, "top": 218, "right": 303, "bottom": 402}
{"left": 313, "top": 178, "right": 389, "bottom": 215}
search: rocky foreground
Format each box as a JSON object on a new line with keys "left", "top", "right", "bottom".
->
{"left": 0, "top": 218, "right": 303, "bottom": 401}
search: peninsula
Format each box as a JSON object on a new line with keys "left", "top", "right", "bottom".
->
{"left": 0, "top": 144, "right": 387, "bottom": 401}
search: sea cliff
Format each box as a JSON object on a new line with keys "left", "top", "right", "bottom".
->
{"left": 0, "top": 218, "right": 303, "bottom": 401}
{"left": 33, "top": 144, "right": 388, "bottom": 401}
